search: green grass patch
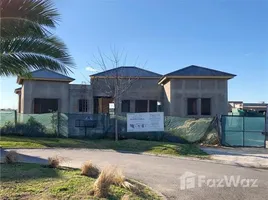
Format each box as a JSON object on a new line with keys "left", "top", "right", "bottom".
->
{"left": 0, "top": 163, "right": 161, "bottom": 200}
{"left": 0, "top": 136, "right": 208, "bottom": 158}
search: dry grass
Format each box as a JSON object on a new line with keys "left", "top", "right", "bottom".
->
{"left": 93, "top": 165, "right": 125, "bottom": 198}
{"left": 112, "top": 167, "right": 125, "bottom": 186}
{"left": 121, "top": 194, "right": 130, "bottom": 200}
{"left": 48, "top": 156, "right": 61, "bottom": 168}
{"left": 81, "top": 160, "right": 99, "bottom": 178}
{"left": 4, "top": 150, "right": 18, "bottom": 164}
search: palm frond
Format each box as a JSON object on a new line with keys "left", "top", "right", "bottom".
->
{"left": 0, "top": 52, "right": 73, "bottom": 76}
{"left": 1, "top": 36, "right": 74, "bottom": 66}
{"left": 0, "top": 0, "right": 59, "bottom": 37}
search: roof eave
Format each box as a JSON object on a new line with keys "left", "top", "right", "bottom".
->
{"left": 158, "top": 76, "right": 168, "bottom": 85}
{"left": 14, "top": 88, "right": 21, "bottom": 94}
{"left": 17, "top": 77, "right": 74, "bottom": 83}
{"left": 17, "top": 77, "right": 23, "bottom": 84}
{"left": 91, "top": 75, "right": 160, "bottom": 79}
{"left": 158, "top": 75, "right": 236, "bottom": 85}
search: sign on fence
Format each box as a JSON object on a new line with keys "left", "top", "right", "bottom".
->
{"left": 127, "top": 112, "right": 164, "bottom": 132}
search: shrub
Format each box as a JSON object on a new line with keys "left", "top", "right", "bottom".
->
{"left": 5, "top": 151, "right": 19, "bottom": 164}
{"left": 0, "top": 122, "right": 20, "bottom": 135}
{"left": 48, "top": 156, "right": 61, "bottom": 168}
{"left": 24, "top": 117, "right": 46, "bottom": 136}
{"left": 81, "top": 161, "right": 99, "bottom": 178}
{"left": 0, "top": 117, "right": 47, "bottom": 137}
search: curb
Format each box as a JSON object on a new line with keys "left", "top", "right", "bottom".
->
{"left": 3, "top": 147, "right": 268, "bottom": 170}
{"left": 129, "top": 179, "right": 167, "bottom": 200}
{"left": 141, "top": 152, "right": 268, "bottom": 170}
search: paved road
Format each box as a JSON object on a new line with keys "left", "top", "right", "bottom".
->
{"left": 2, "top": 148, "right": 268, "bottom": 200}
{"left": 201, "top": 147, "right": 268, "bottom": 168}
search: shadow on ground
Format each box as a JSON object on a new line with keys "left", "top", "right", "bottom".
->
{"left": 0, "top": 148, "right": 58, "bottom": 182}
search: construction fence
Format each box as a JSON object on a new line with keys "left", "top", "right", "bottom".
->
{"left": 221, "top": 115, "right": 266, "bottom": 147}
{"left": 0, "top": 110, "right": 220, "bottom": 144}
{"left": 0, "top": 111, "right": 220, "bottom": 144}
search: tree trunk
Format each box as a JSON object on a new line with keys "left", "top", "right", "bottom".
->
{"left": 114, "top": 81, "right": 119, "bottom": 141}
{"left": 115, "top": 113, "right": 118, "bottom": 141}
{"left": 114, "top": 97, "right": 119, "bottom": 141}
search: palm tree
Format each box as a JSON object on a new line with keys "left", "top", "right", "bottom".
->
{"left": 0, "top": 0, "right": 74, "bottom": 76}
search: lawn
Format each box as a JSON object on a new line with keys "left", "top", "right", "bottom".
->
{"left": 0, "top": 163, "right": 160, "bottom": 200}
{"left": 0, "top": 136, "right": 208, "bottom": 158}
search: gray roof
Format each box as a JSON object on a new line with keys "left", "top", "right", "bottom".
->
{"left": 31, "top": 69, "right": 74, "bottom": 80}
{"left": 164, "top": 65, "right": 236, "bottom": 77}
{"left": 18, "top": 69, "right": 74, "bottom": 84}
{"left": 91, "top": 66, "right": 162, "bottom": 78}
{"left": 243, "top": 103, "right": 268, "bottom": 107}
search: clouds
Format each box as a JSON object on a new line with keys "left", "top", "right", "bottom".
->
{"left": 85, "top": 66, "right": 99, "bottom": 72}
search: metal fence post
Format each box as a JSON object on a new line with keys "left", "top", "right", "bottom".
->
{"left": 242, "top": 116, "right": 245, "bottom": 147}
{"left": 57, "top": 111, "right": 60, "bottom": 137}
{"left": 221, "top": 116, "right": 225, "bottom": 145}
{"left": 14, "top": 110, "right": 17, "bottom": 126}
{"left": 14, "top": 110, "right": 17, "bottom": 133}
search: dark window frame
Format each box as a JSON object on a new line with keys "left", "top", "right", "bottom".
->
{"left": 135, "top": 100, "right": 148, "bottom": 113}
{"left": 121, "top": 100, "right": 130, "bottom": 113}
{"left": 201, "top": 98, "right": 211, "bottom": 115}
{"left": 187, "top": 98, "right": 198, "bottom": 115}
{"left": 33, "top": 98, "right": 58, "bottom": 114}
{"left": 79, "top": 99, "right": 88, "bottom": 112}
{"left": 149, "top": 100, "right": 157, "bottom": 112}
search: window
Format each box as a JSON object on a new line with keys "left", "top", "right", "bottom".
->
{"left": 149, "top": 100, "right": 157, "bottom": 112}
{"left": 34, "top": 98, "right": 58, "bottom": 114}
{"left": 121, "top": 100, "right": 130, "bottom": 112}
{"left": 79, "top": 99, "right": 88, "bottom": 112}
{"left": 201, "top": 98, "right": 211, "bottom": 115}
{"left": 187, "top": 98, "right": 198, "bottom": 115}
{"left": 135, "top": 100, "right": 148, "bottom": 112}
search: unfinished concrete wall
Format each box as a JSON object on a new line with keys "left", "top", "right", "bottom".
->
{"left": 91, "top": 78, "right": 161, "bottom": 99}
{"left": 167, "top": 79, "right": 228, "bottom": 117}
{"left": 20, "top": 86, "right": 25, "bottom": 113}
{"left": 21, "top": 80, "right": 70, "bottom": 114}
{"left": 69, "top": 84, "right": 93, "bottom": 114}
{"left": 91, "top": 78, "right": 162, "bottom": 113}
{"left": 163, "top": 80, "right": 171, "bottom": 115}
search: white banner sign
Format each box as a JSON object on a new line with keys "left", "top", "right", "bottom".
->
{"left": 127, "top": 112, "right": 164, "bottom": 132}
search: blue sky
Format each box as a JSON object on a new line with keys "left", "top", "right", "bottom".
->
{"left": 1, "top": 0, "right": 268, "bottom": 109}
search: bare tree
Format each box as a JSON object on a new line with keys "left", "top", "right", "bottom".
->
{"left": 90, "top": 48, "right": 145, "bottom": 141}
{"left": 80, "top": 81, "right": 88, "bottom": 113}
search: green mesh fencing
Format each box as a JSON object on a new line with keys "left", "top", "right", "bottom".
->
{"left": 107, "top": 115, "right": 219, "bottom": 144}
{"left": 0, "top": 111, "right": 15, "bottom": 127}
{"left": 164, "top": 117, "right": 218, "bottom": 144}
{"left": 17, "top": 113, "right": 54, "bottom": 130}
{"left": 0, "top": 112, "right": 57, "bottom": 137}
{"left": 222, "top": 116, "right": 265, "bottom": 147}
{"left": 0, "top": 110, "right": 220, "bottom": 144}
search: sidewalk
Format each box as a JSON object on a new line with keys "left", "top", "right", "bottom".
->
{"left": 201, "top": 147, "right": 268, "bottom": 169}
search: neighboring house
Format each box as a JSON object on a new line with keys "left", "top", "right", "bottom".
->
{"left": 229, "top": 101, "right": 267, "bottom": 114}
{"left": 228, "top": 101, "right": 243, "bottom": 111}
{"left": 15, "top": 65, "right": 236, "bottom": 117}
